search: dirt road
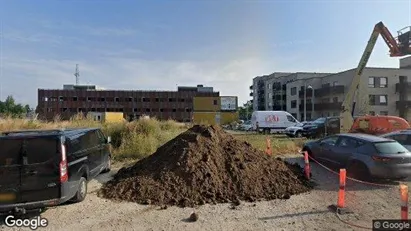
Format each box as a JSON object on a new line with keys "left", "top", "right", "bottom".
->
{"left": 1, "top": 156, "right": 406, "bottom": 231}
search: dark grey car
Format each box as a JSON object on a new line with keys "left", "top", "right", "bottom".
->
{"left": 302, "top": 133, "right": 411, "bottom": 180}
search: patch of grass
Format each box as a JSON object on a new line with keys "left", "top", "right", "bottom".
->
{"left": 233, "top": 133, "right": 310, "bottom": 155}
{"left": 0, "top": 115, "right": 187, "bottom": 161}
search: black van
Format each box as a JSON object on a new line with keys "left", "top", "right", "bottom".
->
{"left": 0, "top": 128, "right": 112, "bottom": 214}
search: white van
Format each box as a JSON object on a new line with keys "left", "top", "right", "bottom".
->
{"left": 251, "top": 111, "right": 301, "bottom": 134}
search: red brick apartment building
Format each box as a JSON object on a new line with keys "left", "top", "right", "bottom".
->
{"left": 36, "top": 84, "right": 219, "bottom": 122}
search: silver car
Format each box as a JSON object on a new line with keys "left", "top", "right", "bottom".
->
{"left": 285, "top": 121, "right": 310, "bottom": 137}
{"left": 302, "top": 133, "right": 411, "bottom": 180}
{"left": 380, "top": 129, "right": 411, "bottom": 151}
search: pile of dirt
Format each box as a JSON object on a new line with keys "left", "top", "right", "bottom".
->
{"left": 99, "top": 125, "right": 312, "bottom": 207}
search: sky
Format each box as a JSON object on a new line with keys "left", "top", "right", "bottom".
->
{"left": 1, "top": 0, "right": 411, "bottom": 107}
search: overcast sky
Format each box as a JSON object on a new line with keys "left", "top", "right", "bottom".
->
{"left": 1, "top": 0, "right": 411, "bottom": 107}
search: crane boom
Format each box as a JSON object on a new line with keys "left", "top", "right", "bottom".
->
{"left": 340, "top": 22, "right": 411, "bottom": 133}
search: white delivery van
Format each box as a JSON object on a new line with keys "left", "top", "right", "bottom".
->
{"left": 251, "top": 111, "right": 301, "bottom": 134}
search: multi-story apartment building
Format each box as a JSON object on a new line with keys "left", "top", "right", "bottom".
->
{"left": 36, "top": 84, "right": 219, "bottom": 122}
{"left": 250, "top": 72, "right": 333, "bottom": 112}
{"left": 250, "top": 57, "right": 411, "bottom": 122}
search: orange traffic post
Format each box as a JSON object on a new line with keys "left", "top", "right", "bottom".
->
{"left": 337, "top": 169, "right": 346, "bottom": 209}
{"left": 304, "top": 151, "right": 310, "bottom": 180}
{"left": 265, "top": 137, "right": 272, "bottom": 155}
{"left": 400, "top": 184, "right": 408, "bottom": 220}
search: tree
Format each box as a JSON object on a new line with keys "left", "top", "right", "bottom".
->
{"left": 238, "top": 101, "right": 253, "bottom": 120}
{"left": 0, "top": 95, "right": 30, "bottom": 118}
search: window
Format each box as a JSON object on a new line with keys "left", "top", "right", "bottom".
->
{"left": 145, "top": 108, "right": 150, "bottom": 112}
{"left": 369, "top": 111, "right": 375, "bottom": 116}
{"left": 128, "top": 97, "right": 133, "bottom": 102}
{"left": 172, "top": 109, "right": 177, "bottom": 112}
{"left": 115, "top": 97, "right": 120, "bottom": 102}
{"left": 291, "top": 100, "right": 297, "bottom": 108}
{"left": 337, "top": 137, "right": 359, "bottom": 148}
{"left": 333, "top": 97, "right": 338, "bottom": 103}
{"left": 213, "top": 100, "right": 218, "bottom": 105}
{"left": 368, "top": 77, "right": 375, "bottom": 87}
{"left": 133, "top": 108, "right": 138, "bottom": 112}
{"left": 333, "top": 112, "right": 339, "bottom": 116}
{"left": 320, "top": 136, "right": 339, "bottom": 146}
{"left": 369, "top": 77, "right": 388, "bottom": 88}
{"left": 73, "top": 97, "right": 78, "bottom": 101}
{"left": 327, "top": 118, "right": 340, "bottom": 129}
{"left": 369, "top": 95, "right": 388, "bottom": 105}
{"left": 387, "top": 134, "right": 411, "bottom": 146}
{"left": 379, "top": 111, "right": 388, "bottom": 116}
{"left": 169, "top": 98, "right": 177, "bottom": 102}
{"left": 160, "top": 108, "right": 164, "bottom": 112}
{"left": 287, "top": 115, "right": 296, "bottom": 122}
{"left": 380, "top": 77, "right": 388, "bottom": 88}
{"left": 379, "top": 95, "right": 387, "bottom": 105}
{"left": 143, "top": 98, "right": 150, "bottom": 102}
{"left": 268, "top": 84, "right": 272, "bottom": 89}
{"left": 291, "top": 87, "right": 297, "bottom": 96}
{"left": 155, "top": 98, "right": 159, "bottom": 102}
{"left": 374, "top": 141, "right": 409, "bottom": 154}
{"left": 291, "top": 113, "right": 297, "bottom": 119}
{"left": 25, "top": 138, "right": 59, "bottom": 164}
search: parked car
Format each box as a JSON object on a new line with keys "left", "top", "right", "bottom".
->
{"left": 285, "top": 121, "right": 311, "bottom": 137}
{"left": 302, "top": 133, "right": 411, "bottom": 180}
{"left": 0, "top": 128, "right": 112, "bottom": 215}
{"left": 251, "top": 111, "right": 301, "bottom": 134}
{"left": 380, "top": 129, "right": 411, "bottom": 151}
{"left": 238, "top": 120, "right": 253, "bottom": 131}
{"left": 301, "top": 117, "right": 340, "bottom": 138}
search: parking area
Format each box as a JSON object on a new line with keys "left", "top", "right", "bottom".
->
{"left": 1, "top": 155, "right": 406, "bottom": 231}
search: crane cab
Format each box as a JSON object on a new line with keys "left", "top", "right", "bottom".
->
{"left": 397, "top": 26, "right": 411, "bottom": 56}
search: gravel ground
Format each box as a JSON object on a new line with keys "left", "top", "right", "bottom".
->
{"left": 1, "top": 155, "right": 407, "bottom": 231}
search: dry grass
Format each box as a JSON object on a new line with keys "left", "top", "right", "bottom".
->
{"left": 0, "top": 116, "right": 305, "bottom": 160}
{"left": 233, "top": 133, "right": 307, "bottom": 155}
{"left": 0, "top": 115, "right": 188, "bottom": 161}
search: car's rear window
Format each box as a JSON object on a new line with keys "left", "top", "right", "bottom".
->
{"left": 374, "top": 141, "right": 409, "bottom": 154}
{"left": 0, "top": 137, "right": 58, "bottom": 166}
{"left": 0, "top": 139, "right": 23, "bottom": 166}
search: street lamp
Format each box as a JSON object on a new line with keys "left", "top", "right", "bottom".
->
{"left": 304, "top": 84, "right": 313, "bottom": 121}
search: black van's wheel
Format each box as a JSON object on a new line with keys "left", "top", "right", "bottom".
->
{"left": 72, "top": 177, "right": 87, "bottom": 203}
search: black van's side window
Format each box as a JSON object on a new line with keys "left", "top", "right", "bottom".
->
{"left": 96, "top": 130, "right": 106, "bottom": 143}
{"left": 85, "top": 131, "right": 100, "bottom": 149}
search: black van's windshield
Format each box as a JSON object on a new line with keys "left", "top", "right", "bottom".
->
{"left": 0, "top": 137, "right": 58, "bottom": 166}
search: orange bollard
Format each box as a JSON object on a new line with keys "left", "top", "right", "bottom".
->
{"left": 304, "top": 151, "right": 310, "bottom": 180}
{"left": 265, "top": 137, "right": 272, "bottom": 155}
{"left": 400, "top": 184, "right": 408, "bottom": 220}
{"left": 337, "top": 169, "right": 346, "bottom": 208}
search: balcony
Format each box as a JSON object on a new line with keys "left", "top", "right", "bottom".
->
{"left": 249, "top": 92, "right": 253, "bottom": 97}
{"left": 314, "top": 102, "right": 342, "bottom": 111}
{"left": 396, "top": 100, "right": 411, "bottom": 109}
{"left": 314, "top": 85, "right": 344, "bottom": 97}
{"left": 298, "top": 88, "right": 314, "bottom": 98}
{"left": 299, "top": 103, "right": 313, "bottom": 111}
{"left": 395, "top": 83, "right": 411, "bottom": 93}
{"left": 249, "top": 85, "right": 253, "bottom": 90}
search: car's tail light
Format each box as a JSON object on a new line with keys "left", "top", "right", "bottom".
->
{"left": 59, "top": 144, "right": 68, "bottom": 183}
{"left": 372, "top": 156, "right": 392, "bottom": 162}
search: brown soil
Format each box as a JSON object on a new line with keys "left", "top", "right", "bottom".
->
{"left": 99, "top": 125, "right": 312, "bottom": 207}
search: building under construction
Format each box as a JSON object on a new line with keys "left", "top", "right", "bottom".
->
{"left": 36, "top": 84, "right": 220, "bottom": 122}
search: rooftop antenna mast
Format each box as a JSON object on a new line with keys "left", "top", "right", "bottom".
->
{"left": 74, "top": 64, "right": 80, "bottom": 85}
